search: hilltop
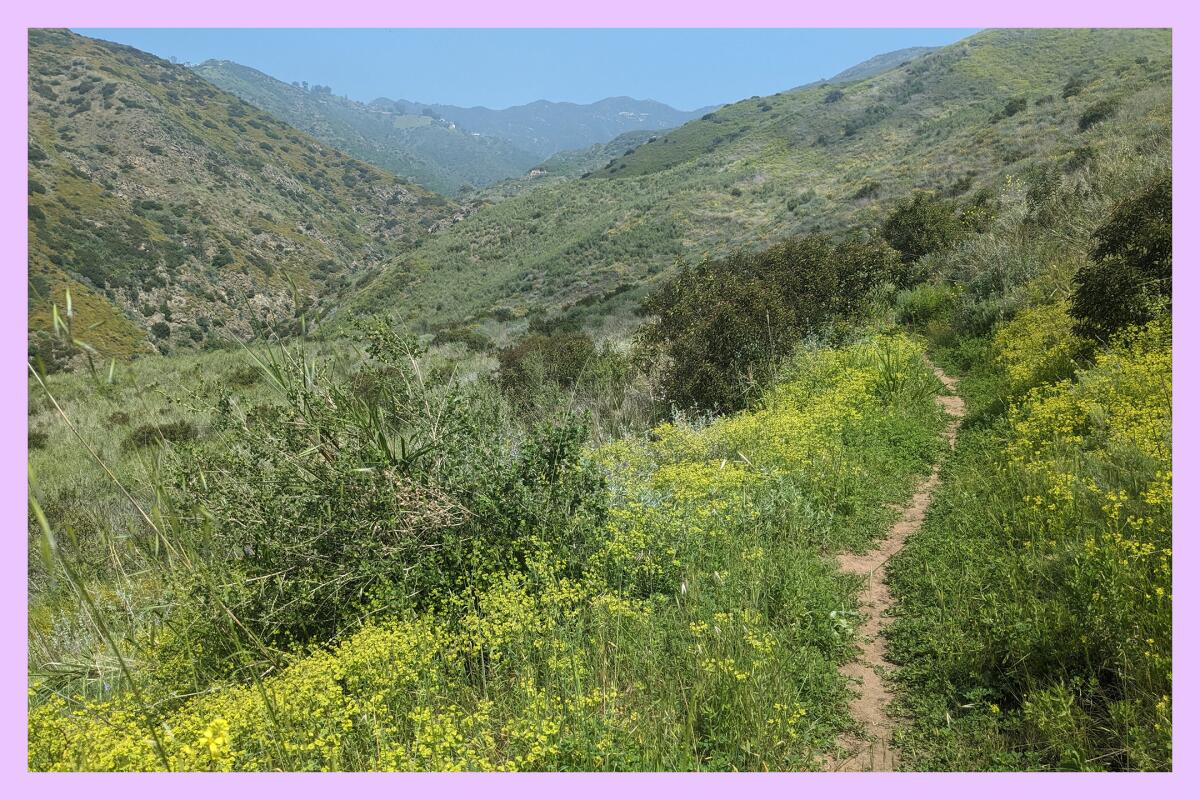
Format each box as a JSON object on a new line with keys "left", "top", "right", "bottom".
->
{"left": 27, "top": 29, "right": 454, "bottom": 364}
{"left": 339, "top": 29, "right": 1170, "bottom": 332}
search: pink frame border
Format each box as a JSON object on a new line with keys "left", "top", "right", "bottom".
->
{"left": 3, "top": 2, "right": 1194, "bottom": 795}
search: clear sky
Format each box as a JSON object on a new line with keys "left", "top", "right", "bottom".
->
{"left": 74, "top": 28, "right": 979, "bottom": 111}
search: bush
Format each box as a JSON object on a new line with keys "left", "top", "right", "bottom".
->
{"left": 498, "top": 332, "right": 597, "bottom": 399}
{"left": 993, "top": 97, "right": 1027, "bottom": 121}
{"left": 1078, "top": 98, "right": 1119, "bottom": 131}
{"left": 432, "top": 325, "right": 492, "bottom": 352}
{"left": 157, "top": 320, "right": 609, "bottom": 680}
{"left": 1071, "top": 175, "right": 1171, "bottom": 340}
{"left": 896, "top": 283, "right": 960, "bottom": 327}
{"left": 881, "top": 191, "right": 969, "bottom": 263}
{"left": 638, "top": 235, "right": 903, "bottom": 413}
{"left": 852, "top": 180, "right": 881, "bottom": 200}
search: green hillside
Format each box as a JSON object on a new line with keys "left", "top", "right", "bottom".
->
{"left": 341, "top": 29, "right": 1170, "bottom": 331}
{"left": 27, "top": 29, "right": 453, "bottom": 364}
{"left": 193, "top": 60, "right": 542, "bottom": 195}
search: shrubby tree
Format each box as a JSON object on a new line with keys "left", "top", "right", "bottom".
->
{"left": 1071, "top": 175, "right": 1171, "bottom": 340}
{"left": 639, "top": 235, "right": 903, "bottom": 413}
{"left": 881, "top": 190, "right": 969, "bottom": 263}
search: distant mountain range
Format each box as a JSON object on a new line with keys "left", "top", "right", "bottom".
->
{"left": 194, "top": 58, "right": 711, "bottom": 194}
{"left": 368, "top": 96, "right": 715, "bottom": 160}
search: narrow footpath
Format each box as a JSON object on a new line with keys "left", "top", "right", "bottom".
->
{"left": 826, "top": 360, "right": 965, "bottom": 771}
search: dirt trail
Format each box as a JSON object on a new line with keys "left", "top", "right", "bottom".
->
{"left": 825, "top": 360, "right": 964, "bottom": 772}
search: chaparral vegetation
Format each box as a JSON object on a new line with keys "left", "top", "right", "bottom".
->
{"left": 28, "top": 27, "right": 1171, "bottom": 772}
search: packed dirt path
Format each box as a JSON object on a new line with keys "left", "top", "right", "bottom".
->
{"left": 825, "top": 359, "right": 965, "bottom": 771}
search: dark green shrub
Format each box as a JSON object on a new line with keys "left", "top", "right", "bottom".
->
{"left": 498, "top": 332, "right": 597, "bottom": 399}
{"left": 638, "top": 235, "right": 902, "bottom": 413}
{"left": 1078, "top": 98, "right": 1119, "bottom": 131}
{"left": 993, "top": 97, "right": 1027, "bottom": 120}
{"left": 431, "top": 326, "right": 492, "bottom": 352}
{"left": 150, "top": 321, "right": 170, "bottom": 339}
{"left": 823, "top": 89, "right": 844, "bottom": 104}
{"left": 1071, "top": 176, "right": 1171, "bottom": 340}
{"left": 852, "top": 180, "right": 882, "bottom": 200}
{"left": 881, "top": 191, "right": 969, "bottom": 263}
{"left": 28, "top": 430, "right": 48, "bottom": 451}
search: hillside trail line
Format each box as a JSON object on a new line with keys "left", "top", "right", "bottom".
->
{"left": 824, "top": 357, "right": 964, "bottom": 772}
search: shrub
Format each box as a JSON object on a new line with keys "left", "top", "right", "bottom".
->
{"left": 993, "top": 97, "right": 1027, "bottom": 121}
{"left": 150, "top": 321, "right": 170, "bottom": 339}
{"left": 638, "top": 235, "right": 903, "bottom": 413}
{"left": 1071, "top": 175, "right": 1171, "bottom": 340}
{"left": 498, "top": 332, "right": 597, "bottom": 399}
{"left": 852, "top": 180, "right": 881, "bottom": 200}
{"left": 29, "top": 430, "right": 48, "bottom": 451}
{"left": 1078, "top": 98, "right": 1118, "bottom": 131}
{"left": 431, "top": 325, "right": 492, "bottom": 352}
{"left": 896, "top": 283, "right": 960, "bottom": 328}
{"left": 881, "top": 191, "right": 969, "bottom": 263}
{"left": 823, "top": 89, "right": 844, "bottom": 104}
{"left": 1062, "top": 75, "right": 1084, "bottom": 99}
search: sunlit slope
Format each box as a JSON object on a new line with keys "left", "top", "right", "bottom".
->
{"left": 28, "top": 29, "right": 453, "bottom": 359}
{"left": 342, "top": 28, "right": 1169, "bottom": 329}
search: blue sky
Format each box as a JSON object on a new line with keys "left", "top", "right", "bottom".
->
{"left": 75, "top": 29, "right": 978, "bottom": 111}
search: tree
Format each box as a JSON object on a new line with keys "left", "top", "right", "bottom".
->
{"left": 638, "top": 235, "right": 902, "bottom": 413}
{"left": 881, "top": 191, "right": 968, "bottom": 263}
{"left": 1071, "top": 176, "right": 1171, "bottom": 340}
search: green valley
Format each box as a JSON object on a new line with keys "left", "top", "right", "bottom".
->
{"left": 26, "top": 27, "right": 1173, "bottom": 775}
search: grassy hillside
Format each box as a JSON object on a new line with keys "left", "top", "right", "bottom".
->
{"left": 467, "top": 131, "right": 661, "bottom": 204}
{"left": 340, "top": 29, "right": 1169, "bottom": 331}
{"left": 194, "top": 60, "right": 542, "bottom": 195}
{"left": 26, "top": 27, "right": 1172, "bottom": 774}
{"left": 28, "top": 29, "right": 454, "bottom": 363}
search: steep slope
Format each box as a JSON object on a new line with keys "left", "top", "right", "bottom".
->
{"left": 27, "top": 29, "right": 454, "bottom": 361}
{"left": 193, "top": 60, "right": 541, "bottom": 195}
{"left": 385, "top": 96, "right": 713, "bottom": 160}
{"left": 342, "top": 28, "right": 1171, "bottom": 329}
